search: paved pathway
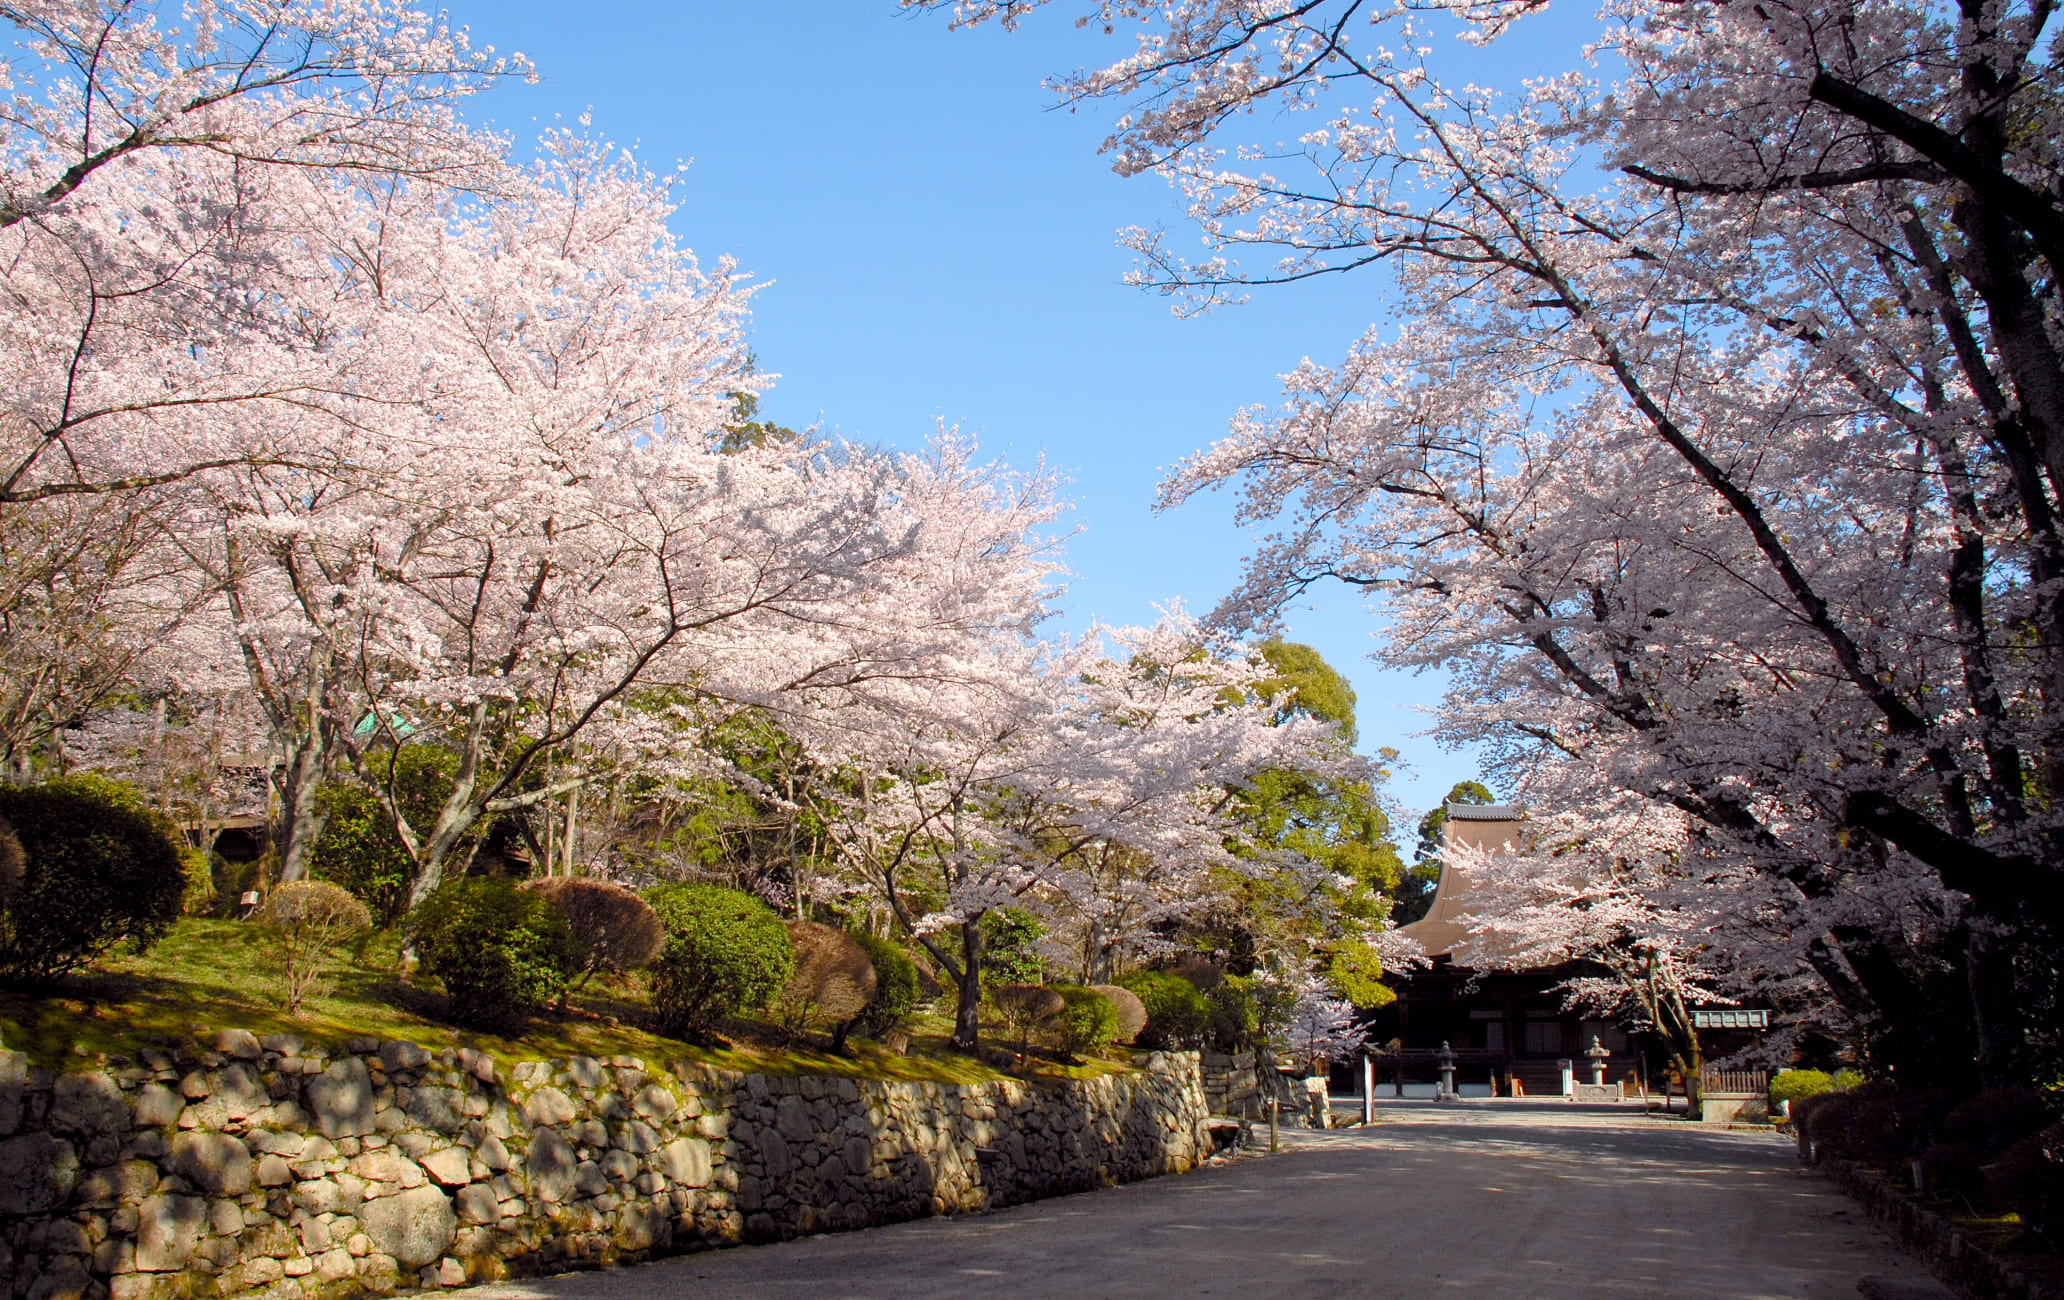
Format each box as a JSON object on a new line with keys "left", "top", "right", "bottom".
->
{"left": 470, "top": 1100, "right": 1938, "bottom": 1299}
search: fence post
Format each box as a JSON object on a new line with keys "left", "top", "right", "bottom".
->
{"left": 1362, "top": 1053, "right": 1374, "bottom": 1126}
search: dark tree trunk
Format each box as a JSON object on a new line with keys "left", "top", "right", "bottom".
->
{"left": 950, "top": 914, "right": 985, "bottom": 1053}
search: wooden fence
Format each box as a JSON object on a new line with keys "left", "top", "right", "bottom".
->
{"left": 1700, "top": 1067, "right": 1768, "bottom": 1097}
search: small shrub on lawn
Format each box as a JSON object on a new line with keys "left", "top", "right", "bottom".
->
{"left": 405, "top": 878, "right": 579, "bottom": 1028}
{"left": 770, "top": 920, "right": 877, "bottom": 1039}
{"left": 1049, "top": 985, "right": 1118, "bottom": 1061}
{"left": 261, "top": 881, "right": 372, "bottom": 1015}
{"left": 1090, "top": 983, "right": 1148, "bottom": 1044}
{"left": 839, "top": 932, "right": 921, "bottom": 1051}
{"left": 1769, "top": 1069, "right": 1835, "bottom": 1113}
{"left": 0, "top": 775, "right": 189, "bottom": 985}
{"left": 1117, "top": 970, "right": 1211, "bottom": 1049}
{"left": 522, "top": 877, "right": 666, "bottom": 998}
{"left": 990, "top": 983, "right": 1065, "bottom": 1057}
{"left": 644, "top": 883, "right": 793, "bottom": 1042}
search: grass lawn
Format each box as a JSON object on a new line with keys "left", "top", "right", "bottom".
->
{"left": 0, "top": 918, "right": 1133, "bottom": 1087}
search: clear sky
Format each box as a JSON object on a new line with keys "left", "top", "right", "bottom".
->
{"left": 438, "top": 2, "right": 1595, "bottom": 820}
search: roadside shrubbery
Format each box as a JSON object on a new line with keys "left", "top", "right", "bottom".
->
{"left": 405, "top": 878, "right": 579, "bottom": 1028}
{"left": 1091, "top": 983, "right": 1147, "bottom": 1045}
{"left": 0, "top": 776, "right": 191, "bottom": 985}
{"left": 770, "top": 920, "right": 876, "bottom": 1039}
{"left": 645, "top": 883, "right": 793, "bottom": 1041}
{"left": 1769, "top": 1068, "right": 1834, "bottom": 1113}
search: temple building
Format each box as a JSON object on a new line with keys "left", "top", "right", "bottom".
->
{"left": 1367, "top": 804, "right": 1634, "bottom": 1098}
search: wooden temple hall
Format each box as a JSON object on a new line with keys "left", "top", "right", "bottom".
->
{"left": 1363, "top": 804, "right": 1654, "bottom": 1099}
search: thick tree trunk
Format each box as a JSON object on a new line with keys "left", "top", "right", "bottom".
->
{"left": 1964, "top": 916, "right": 2024, "bottom": 1087}
{"left": 950, "top": 914, "right": 985, "bottom": 1053}
{"left": 271, "top": 730, "right": 327, "bottom": 884}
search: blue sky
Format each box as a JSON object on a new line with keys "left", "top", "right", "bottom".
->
{"left": 441, "top": 2, "right": 1597, "bottom": 819}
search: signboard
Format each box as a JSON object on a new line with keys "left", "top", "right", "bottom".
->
{"left": 1691, "top": 1008, "right": 1769, "bottom": 1030}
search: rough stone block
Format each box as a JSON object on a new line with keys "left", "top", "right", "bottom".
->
{"left": 378, "top": 1042, "right": 430, "bottom": 1072}
{"left": 405, "top": 1087, "right": 466, "bottom": 1133}
{"left": 0, "top": 1133, "right": 78, "bottom": 1214}
{"left": 360, "top": 1185, "right": 455, "bottom": 1270}
{"left": 212, "top": 1030, "right": 262, "bottom": 1061}
{"left": 133, "top": 1195, "right": 205, "bottom": 1271}
{"left": 48, "top": 1074, "right": 129, "bottom": 1140}
{"left": 523, "top": 1087, "right": 578, "bottom": 1126}
{"left": 526, "top": 1128, "right": 578, "bottom": 1203}
{"left": 455, "top": 1183, "right": 498, "bottom": 1224}
{"left": 421, "top": 1148, "right": 471, "bottom": 1186}
{"left": 131, "top": 1084, "right": 183, "bottom": 1129}
{"left": 567, "top": 1057, "right": 605, "bottom": 1090}
{"left": 306, "top": 1059, "right": 376, "bottom": 1139}
{"left": 168, "top": 1131, "right": 252, "bottom": 1195}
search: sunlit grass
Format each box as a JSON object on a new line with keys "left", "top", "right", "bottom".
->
{"left": 0, "top": 918, "right": 1136, "bottom": 1087}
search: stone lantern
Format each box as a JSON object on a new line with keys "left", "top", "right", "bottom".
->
{"left": 1584, "top": 1035, "right": 1611, "bottom": 1086}
{"left": 1436, "top": 1040, "right": 1457, "bottom": 1101}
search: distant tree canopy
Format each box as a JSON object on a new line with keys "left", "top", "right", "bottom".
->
{"left": 1253, "top": 639, "right": 1358, "bottom": 746}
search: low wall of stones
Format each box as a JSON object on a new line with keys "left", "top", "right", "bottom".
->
{"left": 0, "top": 1034, "right": 1208, "bottom": 1300}
{"left": 1807, "top": 1145, "right": 2058, "bottom": 1300}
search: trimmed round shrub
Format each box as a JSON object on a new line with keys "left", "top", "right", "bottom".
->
{"left": 0, "top": 776, "right": 188, "bottom": 985}
{"left": 1801, "top": 1082, "right": 1929, "bottom": 1167}
{"left": 1050, "top": 985, "right": 1119, "bottom": 1060}
{"left": 1116, "top": 969, "right": 1211, "bottom": 1049}
{"left": 1769, "top": 1069, "right": 1835, "bottom": 1113}
{"left": 522, "top": 877, "right": 666, "bottom": 991}
{"left": 842, "top": 932, "right": 921, "bottom": 1049}
{"left": 644, "top": 883, "right": 794, "bottom": 1041}
{"left": 262, "top": 881, "right": 372, "bottom": 1015}
{"left": 1941, "top": 1087, "right": 2053, "bottom": 1157}
{"left": 1988, "top": 1119, "right": 2064, "bottom": 1242}
{"left": 405, "top": 878, "right": 579, "bottom": 1028}
{"left": 991, "top": 983, "right": 1066, "bottom": 1054}
{"left": 1090, "top": 983, "right": 1148, "bottom": 1044}
{"left": 771, "top": 920, "right": 877, "bottom": 1037}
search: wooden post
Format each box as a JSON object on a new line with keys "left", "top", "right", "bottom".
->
{"left": 1362, "top": 1054, "right": 1375, "bottom": 1126}
{"left": 1269, "top": 1091, "right": 1279, "bottom": 1154}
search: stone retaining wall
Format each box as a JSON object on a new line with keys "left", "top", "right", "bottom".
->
{"left": 1805, "top": 1143, "right": 2058, "bottom": 1300}
{"left": 0, "top": 1034, "right": 1208, "bottom": 1299}
{"left": 1199, "top": 1051, "right": 1260, "bottom": 1117}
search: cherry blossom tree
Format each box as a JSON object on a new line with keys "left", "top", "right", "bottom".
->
{"left": 0, "top": 1, "right": 522, "bottom": 777}
{"left": 924, "top": 0, "right": 2064, "bottom": 1088}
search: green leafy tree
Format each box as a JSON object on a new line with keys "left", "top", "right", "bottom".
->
{"left": 1209, "top": 642, "right": 1405, "bottom": 972}
{"left": 978, "top": 907, "right": 1046, "bottom": 985}
{"left": 312, "top": 748, "right": 469, "bottom": 926}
